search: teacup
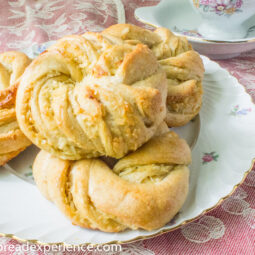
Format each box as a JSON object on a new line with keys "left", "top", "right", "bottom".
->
{"left": 189, "top": 0, "right": 255, "bottom": 40}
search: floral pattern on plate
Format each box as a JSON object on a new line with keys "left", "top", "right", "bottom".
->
{"left": 231, "top": 105, "right": 252, "bottom": 116}
{"left": 173, "top": 26, "right": 202, "bottom": 38}
{"left": 202, "top": 152, "right": 219, "bottom": 164}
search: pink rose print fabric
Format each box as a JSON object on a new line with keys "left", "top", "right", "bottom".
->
{"left": 0, "top": 0, "right": 255, "bottom": 254}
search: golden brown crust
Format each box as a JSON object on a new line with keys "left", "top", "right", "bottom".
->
{"left": 33, "top": 131, "right": 191, "bottom": 232}
{"left": 0, "top": 147, "right": 27, "bottom": 166}
{"left": 102, "top": 24, "right": 205, "bottom": 127}
{"left": 0, "top": 51, "right": 31, "bottom": 166}
{"left": 0, "top": 128, "right": 31, "bottom": 154}
{"left": 0, "top": 83, "right": 17, "bottom": 108}
{"left": 16, "top": 34, "right": 167, "bottom": 160}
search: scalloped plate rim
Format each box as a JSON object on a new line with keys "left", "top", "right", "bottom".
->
{"left": 0, "top": 47, "right": 254, "bottom": 246}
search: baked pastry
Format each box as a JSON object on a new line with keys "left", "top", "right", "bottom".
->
{"left": 103, "top": 24, "right": 205, "bottom": 127}
{"left": 33, "top": 128, "right": 191, "bottom": 232}
{"left": 0, "top": 51, "right": 31, "bottom": 165}
{"left": 16, "top": 34, "right": 167, "bottom": 160}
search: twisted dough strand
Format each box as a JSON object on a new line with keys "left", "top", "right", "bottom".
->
{"left": 33, "top": 130, "right": 191, "bottom": 232}
{"left": 103, "top": 24, "right": 204, "bottom": 127}
{"left": 16, "top": 33, "right": 167, "bottom": 160}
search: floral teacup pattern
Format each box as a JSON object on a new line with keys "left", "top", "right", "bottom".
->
{"left": 193, "top": 0, "right": 243, "bottom": 16}
{"left": 189, "top": 0, "right": 252, "bottom": 40}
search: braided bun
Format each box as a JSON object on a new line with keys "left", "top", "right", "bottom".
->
{"left": 16, "top": 34, "right": 167, "bottom": 160}
{"left": 103, "top": 24, "right": 204, "bottom": 127}
{"left": 33, "top": 130, "right": 191, "bottom": 232}
{"left": 0, "top": 51, "right": 31, "bottom": 165}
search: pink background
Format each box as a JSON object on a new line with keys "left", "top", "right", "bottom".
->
{"left": 0, "top": 0, "right": 255, "bottom": 254}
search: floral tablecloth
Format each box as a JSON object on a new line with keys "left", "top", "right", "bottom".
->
{"left": 0, "top": 0, "right": 255, "bottom": 254}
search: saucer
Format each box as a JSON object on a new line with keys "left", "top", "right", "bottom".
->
{"left": 135, "top": 0, "right": 255, "bottom": 59}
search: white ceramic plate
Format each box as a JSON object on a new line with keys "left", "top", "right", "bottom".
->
{"left": 0, "top": 44, "right": 255, "bottom": 245}
{"left": 135, "top": 0, "right": 255, "bottom": 59}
